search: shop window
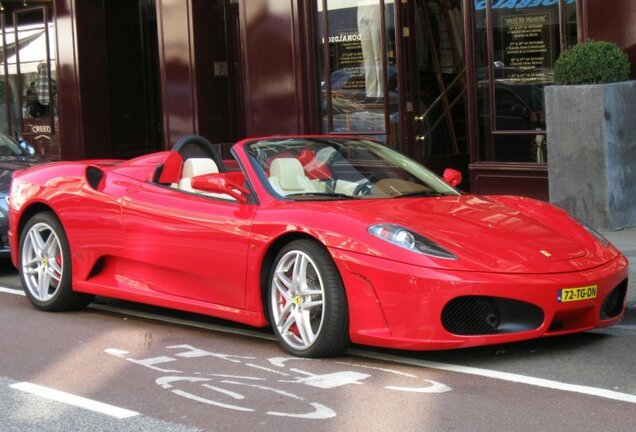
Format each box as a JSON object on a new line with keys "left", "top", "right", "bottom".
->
{"left": 0, "top": 4, "right": 58, "bottom": 156}
{"left": 473, "top": 0, "right": 576, "bottom": 164}
{"left": 316, "top": 0, "right": 398, "bottom": 144}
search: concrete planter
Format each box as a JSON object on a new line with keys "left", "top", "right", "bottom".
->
{"left": 545, "top": 81, "right": 636, "bottom": 231}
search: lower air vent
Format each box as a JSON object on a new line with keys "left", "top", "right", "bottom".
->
{"left": 442, "top": 296, "right": 544, "bottom": 336}
{"left": 601, "top": 279, "right": 628, "bottom": 319}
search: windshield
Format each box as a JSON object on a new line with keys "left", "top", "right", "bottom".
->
{"left": 245, "top": 137, "right": 460, "bottom": 200}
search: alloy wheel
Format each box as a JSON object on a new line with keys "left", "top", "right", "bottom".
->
{"left": 21, "top": 222, "right": 64, "bottom": 302}
{"left": 271, "top": 250, "right": 326, "bottom": 351}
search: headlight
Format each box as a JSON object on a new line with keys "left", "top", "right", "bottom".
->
{"left": 573, "top": 217, "right": 610, "bottom": 247}
{"left": 369, "top": 223, "right": 457, "bottom": 260}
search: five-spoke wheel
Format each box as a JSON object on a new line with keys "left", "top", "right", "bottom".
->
{"left": 19, "top": 212, "right": 93, "bottom": 311}
{"left": 268, "top": 239, "right": 349, "bottom": 358}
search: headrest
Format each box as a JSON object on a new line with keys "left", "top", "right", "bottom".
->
{"left": 182, "top": 158, "right": 219, "bottom": 178}
{"left": 269, "top": 158, "right": 305, "bottom": 191}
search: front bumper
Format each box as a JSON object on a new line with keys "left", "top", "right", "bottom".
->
{"left": 331, "top": 248, "right": 629, "bottom": 350}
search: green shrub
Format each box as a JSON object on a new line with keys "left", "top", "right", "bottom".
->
{"left": 554, "top": 40, "right": 631, "bottom": 85}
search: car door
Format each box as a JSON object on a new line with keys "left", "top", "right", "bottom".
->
{"left": 118, "top": 180, "right": 256, "bottom": 309}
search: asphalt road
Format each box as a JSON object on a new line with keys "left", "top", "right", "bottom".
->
{"left": 1, "top": 259, "right": 635, "bottom": 432}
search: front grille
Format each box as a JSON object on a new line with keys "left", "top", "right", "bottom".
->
{"left": 442, "top": 296, "right": 544, "bottom": 336}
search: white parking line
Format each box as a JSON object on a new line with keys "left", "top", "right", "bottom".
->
{"left": 0, "top": 287, "right": 24, "bottom": 296}
{"left": 612, "top": 324, "right": 636, "bottom": 331}
{"left": 348, "top": 349, "right": 636, "bottom": 404}
{"left": 10, "top": 382, "right": 139, "bottom": 419}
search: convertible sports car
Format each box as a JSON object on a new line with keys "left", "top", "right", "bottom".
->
{"left": 8, "top": 135, "right": 629, "bottom": 357}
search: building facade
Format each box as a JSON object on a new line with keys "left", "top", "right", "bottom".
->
{"left": 1, "top": 0, "right": 634, "bottom": 198}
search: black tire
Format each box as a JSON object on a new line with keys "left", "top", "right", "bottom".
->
{"left": 18, "top": 211, "right": 94, "bottom": 311}
{"left": 267, "top": 239, "right": 349, "bottom": 358}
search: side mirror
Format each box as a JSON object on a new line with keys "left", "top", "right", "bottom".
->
{"left": 190, "top": 172, "right": 250, "bottom": 203}
{"left": 442, "top": 168, "right": 462, "bottom": 187}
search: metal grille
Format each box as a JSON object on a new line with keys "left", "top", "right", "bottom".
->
{"left": 441, "top": 296, "right": 502, "bottom": 335}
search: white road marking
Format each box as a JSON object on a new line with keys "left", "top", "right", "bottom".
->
{"left": 104, "top": 348, "right": 129, "bottom": 358}
{"left": 156, "top": 376, "right": 254, "bottom": 412}
{"left": 127, "top": 356, "right": 182, "bottom": 373}
{"left": 167, "top": 344, "right": 254, "bottom": 363}
{"left": 611, "top": 323, "right": 636, "bottom": 331}
{"left": 95, "top": 302, "right": 636, "bottom": 404}
{"left": 348, "top": 349, "right": 636, "bottom": 404}
{"left": 4, "top": 285, "right": 636, "bottom": 404}
{"left": 245, "top": 363, "right": 292, "bottom": 377}
{"left": 0, "top": 287, "right": 24, "bottom": 296}
{"left": 336, "top": 360, "right": 418, "bottom": 377}
{"left": 385, "top": 380, "right": 452, "bottom": 394}
{"left": 10, "top": 382, "right": 139, "bottom": 419}
{"left": 267, "top": 402, "right": 336, "bottom": 420}
{"left": 283, "top": 370, "right": 370, "bottom": 389}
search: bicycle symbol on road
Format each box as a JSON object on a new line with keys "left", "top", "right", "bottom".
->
{"left": 105, "top": 344, "right": 451, "bottom": 420}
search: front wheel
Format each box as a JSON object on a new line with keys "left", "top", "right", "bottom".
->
{"left": 268, "top": 239, "right": 349, "bottom": 358}
{"left": 19, "top": 211, "right": 94, "bottom": 311}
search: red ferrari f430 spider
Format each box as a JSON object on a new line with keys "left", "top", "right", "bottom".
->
{"left": 8, "top": 135, "right": 629, "bottom": 357}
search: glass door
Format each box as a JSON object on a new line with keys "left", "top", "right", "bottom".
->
{"left": 399, "top": 0, "right": 469, "bottom": 175}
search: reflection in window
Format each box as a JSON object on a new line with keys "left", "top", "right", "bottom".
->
{"left": 23, "top": 61, "right": 57, "bottom": 120}
{"left": 0, "top": 6, "right": 58, "bottom": 156}
{"left": 474, "top": 0, "right": 577, "bottom": 163}
{"left": 316, "top": 0, "right": 397, "bottom": 144}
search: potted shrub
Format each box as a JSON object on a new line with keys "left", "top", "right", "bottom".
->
{"left": 553, "top": 40, "right": 630, "bottom": 85}
{"left": 545, "top": 40, "right": 636, "bottom": 230}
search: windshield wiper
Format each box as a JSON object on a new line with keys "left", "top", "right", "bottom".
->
{"left": 285, "top": 192, "right": 359, "bottom": 200}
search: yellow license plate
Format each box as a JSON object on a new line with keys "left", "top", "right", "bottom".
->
{"left": 558, "top": 285, "right": 598, "bottom": 303}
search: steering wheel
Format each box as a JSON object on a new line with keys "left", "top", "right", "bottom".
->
{"left": 353, "top": 172, "right": 389, "bottom": 196}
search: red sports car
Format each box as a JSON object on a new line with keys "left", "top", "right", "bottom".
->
{"left": 8, "top": 135, "right": 629, "bottom": 357}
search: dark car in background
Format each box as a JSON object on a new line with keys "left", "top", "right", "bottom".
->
{"left": 0, "top": 131, "right": 53, "bottom": 255}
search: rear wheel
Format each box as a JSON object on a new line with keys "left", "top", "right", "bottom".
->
{"left": 268, "top": 239, "right": 349, "bottom": 358}
{"left": 19, "top": 211, "right": 94, "bottom": 311}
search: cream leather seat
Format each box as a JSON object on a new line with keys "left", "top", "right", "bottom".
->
{"left": 179, "top": 158, "right": 219, "bottom": 192}
{"left": 178, "top": 158, "right": 223, "bottom": 196}
{"left": 268, "top": 158, "right": 318, "bottom": 196}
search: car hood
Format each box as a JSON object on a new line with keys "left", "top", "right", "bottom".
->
{"left": 0, "top": 156, "right": 52, "bottom": 194}
{"left": 315, "top": 195, "right": 621, "bottom": 274}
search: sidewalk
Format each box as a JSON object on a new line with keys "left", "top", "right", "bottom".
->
{"left": 602, "top": 227, "right": 636, "bottom": 313}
